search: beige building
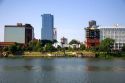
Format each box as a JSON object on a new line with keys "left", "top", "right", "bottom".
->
{"left": 100, "top": 25, "right": 125, "bottom": 50}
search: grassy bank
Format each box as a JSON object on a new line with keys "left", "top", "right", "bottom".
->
{"left": 22, "top": 51, "right": 96, "bottom": 58}
{"left": 1, "top": 51, "right": 125, "bottom": 59}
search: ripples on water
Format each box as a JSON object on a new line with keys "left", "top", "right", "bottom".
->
{"left": 0, "top": 58, "right": 125, "bottom": 83}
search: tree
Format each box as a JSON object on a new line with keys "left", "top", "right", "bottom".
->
{"left": 99, "top": 38, "right": 115, "bottom": 52}
{"left": 41, "top": 40, "right": 52, "bottom": 46}
{"left": 80, "top": 44, "right": 85, "bottom": 50}
{"left": 44, "top": 43, "right": 55, "bottom": 52}
{"left": 34, "top": 41, "right": 42, "bottom": 51}
{"left": 52, "top": 39, "right": 58, "bottom": 44}
{"left": 69, "top": 39, "right": 80, "bottom": 45}
{"left": 57, "top": 45, "right": 61, "bottom": 51}
{"left": 8, "top": 44, "right": 18, "bottom": 54}
{"left": 122, "top": 44, "right": 125, "bottom": 52}
{"left": 27, "top": 39, "right": 42, "bottom": 52}
{"left": 69, "top": 39, "right": 80, "bottom": 51}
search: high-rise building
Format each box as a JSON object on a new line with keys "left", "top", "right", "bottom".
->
{"left": 53, "top": 28, "right": 57, "bottom": 40}
{"left": 41, "top": 14, "right": 56, "bottom": 41}
{"left": 100, "top": 25, "right": 125, "bottom": 50}
{"left": 85, "top": 20, "right": 100, "bottom": 48}
{"left": 4, "top": 23, "right": 34, "bottom": 44}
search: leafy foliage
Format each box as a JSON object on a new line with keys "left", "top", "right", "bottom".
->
{"left": 99, "top": 38, "right": 115, "bottom": 52}
{"left": 69, "top": 39, "right": 80, "bottom": 45}
{"left": 80, "top": 44, "right": 85, "bottom": 50}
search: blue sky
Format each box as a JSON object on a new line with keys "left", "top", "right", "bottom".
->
{"left": 0, "top": 0, "right": 125, "bottom": 42}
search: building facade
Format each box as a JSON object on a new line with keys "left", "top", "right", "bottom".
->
{"left": 85, "top": 20, "right": 100, "bottom": 48}
{"left": 100, "top": 25, "right": 125, "bottom": 50}
{"left": 4, "top": 23, "right": 34, "bottom": 44}
{"left": 61, "top": 37, "right": 68, "bottom": 47}
{"left": 41, "top": 14, "right": 56, "bottom": 41}
{"left": 53, "top": 28, "right": 57, "bottom": 40}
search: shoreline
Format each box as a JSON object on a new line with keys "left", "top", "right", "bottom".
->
{"left": 1, "top": 51, "right": 125, "bottom": 59}
{"left": 0, "top": 51, "right": 96, "bottom": 58}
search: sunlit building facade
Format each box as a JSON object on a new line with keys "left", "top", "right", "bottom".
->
{"left": 61, "top": 37, "right": 68, "bottom": 47}
{"left": 41, "top": 14, "right": 54, "bottom": 41}
{"left": 4, "top": 23, "right": 34, "bottom": 44}
{"left": 100, "top": 25, "right": 125, "bottom": 50}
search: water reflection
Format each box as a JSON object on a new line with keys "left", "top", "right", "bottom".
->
{"left": 86, "top": 65, "right": 125, "bottom": 72}
{"left": 0, "top": 58, "right": 125, "bottom": 83}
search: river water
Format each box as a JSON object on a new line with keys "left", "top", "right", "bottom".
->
{"left": 0, "top": 57, "right": 125, "bottom": 83}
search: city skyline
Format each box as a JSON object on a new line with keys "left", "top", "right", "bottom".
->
{"left": 0, "top": 0, "right": 125, "bottom": 42}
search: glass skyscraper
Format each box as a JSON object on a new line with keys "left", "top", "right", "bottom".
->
{"left": 41, "top": 14, "right": 54, "bottom": 41}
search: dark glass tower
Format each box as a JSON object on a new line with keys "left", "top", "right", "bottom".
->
{"left": 41, "top": 14, "right": 54, "bottom": 41}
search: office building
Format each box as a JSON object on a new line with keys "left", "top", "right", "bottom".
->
{"left": 85, "top": 20, "right": 100, "bottom": 48}
{"left": 61, "top": 37, "right": 68, "bottom": 47}
{"left": 4, "top": 23, "right": 34, "bottom": 44}
{"left": 41, "top": 14, "right": 56, "bottom": 41}
{"left": 53, "top": 28, "right": 57, "bottom": 40}
{"left": 100, "top": 25, "right": 125, "bottom": 50}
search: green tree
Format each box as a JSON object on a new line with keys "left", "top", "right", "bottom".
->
{"left": 27, "top": 39, "right": 42, "bottom": 52}
{"left": 8, "top": 44, "right": 18, "bottom": 54}
{"left": 69, "top": 39, "right": 80, "bottom": 45}
{"left": 34, "top": 41, "right": 42, "bottom": 51}
{"left": 80, "top": 44, "right": 85, "bottom": 50}
{"left": 57, "top": 45, "right": 61, "bottom": 51}
{"left": 69, "top": 39, "right": 80, "bottom": 51}
{"left": 52, "top": 39, "right": 58, "bottom": 44}
{"left": 41, "top": 40, "right": 52, "bottom": 46}
{"left": 44, "top": 43, "right": 54, "bottom": 52}
{"left": 99, "top": 38, "right": 115, "bottom": 52}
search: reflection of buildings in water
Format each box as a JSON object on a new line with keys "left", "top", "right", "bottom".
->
{"left": 85, "top": 65, "right": 101, "bottom": 71}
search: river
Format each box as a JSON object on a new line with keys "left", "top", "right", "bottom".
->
{"left": 0, "top": 57, "right": 125, "bottom": 83}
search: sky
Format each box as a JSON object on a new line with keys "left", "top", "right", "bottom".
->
{"left": 0, "top": 0, "right": 125, "bottom": 42}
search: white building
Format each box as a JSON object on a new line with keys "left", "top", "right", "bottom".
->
{"left": 99, "top": 25, "right": 125, "bottom": 50}
{"left": 4, "top": 23, "right": 34, "bottom": 44}
{"left": 53, "top": 28, "right": 57, "bottom": 40}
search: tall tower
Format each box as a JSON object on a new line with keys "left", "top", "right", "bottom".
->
{"left": 85, "top": 20, "right": 100, "bottom": 48}
{"left": 53, "top": 28, "right": 57, "bottom": 40}
{"left": 41, "top": 14, "right": 54, "bottom": 41}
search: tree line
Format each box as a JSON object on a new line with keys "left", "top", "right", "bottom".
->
{"left": 1, "top": 38, "right": 125, "bottom": 57}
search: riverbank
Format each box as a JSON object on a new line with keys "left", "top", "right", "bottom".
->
{"left": 0, "top": 51, "right": 96, "bottom": 58}
{"left": 23, "top": 51, "right": 95, "bottom": 58}
{"left": 1, "top": 51, "right": 125, "bottom": 59}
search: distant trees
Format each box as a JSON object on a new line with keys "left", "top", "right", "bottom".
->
{"left": 69, "top": 39, "right": 85, "bottom": 51}
{"left": 69, "top": 39, "right": 80, "bottom": 51}
{"left": 69, "top": 39, "right": 80, "bottom": 45}
{"left": 7, "top": 43, "right": 23, "bottom": 54}
{"left": 27, "top": 40, "right": 42, "bottom": 52}
{"left": 44, "top": 43, "right": 56, "bottom": 52}
{"left": 1, "top": 39, "right": 58, "bottom": 54}
{"left": 3, "top": 37, "right": 125, "bottom": 58}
